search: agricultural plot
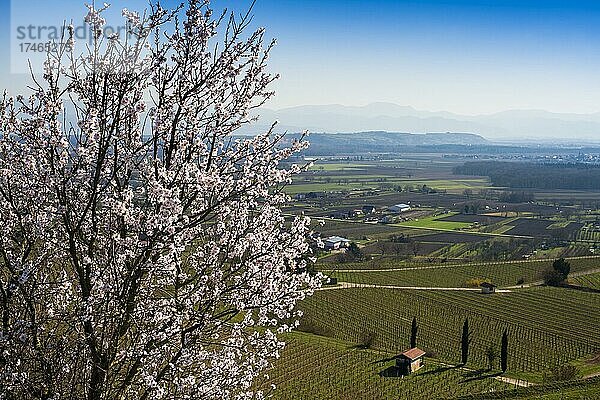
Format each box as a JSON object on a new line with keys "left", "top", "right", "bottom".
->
{"left": 318, "top": 257, "right": 456, "bottom": 270}
{"left": 395, "top": 178, "right": 490, "bottom": 192}
{"left": 573, "top": 271, "right": 600, "bottom": 290}
{"left": 299, "top": 287, "right": 600, "bottom": 374}
{"left": 261, "top": 332, "right": 510, "bottom": 399}
{"left": 397, "top": 214, "right": 472, "bottom": 230}
{"left": 312, "top": 219, "right": 408, "bottom": 240}
{"left": 284, "top": 182, "right": 378, "bottom": 194}
{"left": 361, "top": 241, "right": 447, "bottom": 257}
{"left": 330, "top": 257, "right": 600, "bottom": 287}
{"left": 576, "top": 227, "right": 600, "bottom": 243}
{"left": 504, "top": 218, "right": 583, "bottom": 238}
{"left": 502, "top": 219, "right": 553, "bottom": 236}
{"left": 308, "top": 163, "right": 370, "bottom": 171}
{"left": 411, "top": 232, "right": 491, "bottom": 243}
{"left": 559, "top": 245, "right": 594, "bottom": 258}
{"left": 438, "top": 214, "right": 508, "bottom": 224}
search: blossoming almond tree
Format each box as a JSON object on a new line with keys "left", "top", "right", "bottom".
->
{"left": 0, "top": 1, "right": 321, "bottom": 398}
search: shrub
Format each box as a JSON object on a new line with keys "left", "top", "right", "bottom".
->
{"left": 553, "top": 258, "right": 571, "bottom": 280}
{"left": 357, "top": 331, "right": 377, "bottom": 349}
{"left": 423, "top": 348, "right": 437, "bottom": 358}
{"left": 465, "top": 278, "right": 491, "bottom": 288}
{"left": 485, "top": 345, "right": 499, "bottom": 370}
{"left": 542, "top": 268, "right": 565, "bottom": 286}
{"left": 543, "top": 364, "right": 581, "bottom": 383}
{"left": 297, "top": 320, "right": 332, "bottom": 337}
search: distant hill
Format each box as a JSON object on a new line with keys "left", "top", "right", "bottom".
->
{"left": 237, "top": 102, "right": 600, "bottom": 142}
{"left": 280, "top": 131, "right": 489, "bottom": 155}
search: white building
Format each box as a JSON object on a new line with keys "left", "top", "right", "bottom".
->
{"left": 324, "top": 236, "right": 351, "bottom": 250}
{"left": 388, "top": 203, "right": 412, "bottom": 213}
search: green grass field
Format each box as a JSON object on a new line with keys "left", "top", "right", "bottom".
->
{"left": 396, "top": 213, "right": 472, "bottom": 230}
{"left": 285, "top": 182, "right": 378, "bottom": 194}
{"left": 309, "top": 163, "right": 370, "bottom": 171}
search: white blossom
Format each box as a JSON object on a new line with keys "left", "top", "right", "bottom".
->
{"left": 0, "top": 1, "right": 320, "bottom": 398}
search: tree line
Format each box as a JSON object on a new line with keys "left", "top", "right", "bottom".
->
{"left": 454, "top": 161, "right": 600, "bottom": 190}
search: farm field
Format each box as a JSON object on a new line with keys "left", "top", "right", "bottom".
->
{"left": 576, "top": 226, "right": 600, "bottom": 243}
{"left": 438, "top": 214, "right": 509, "bottom": 224}
{"left": 572, "top": 271, "right": 600, "bottom": 289}
{"left": 396, "top": 214, "right": 472, "bottom": 230}
{"left": 328, "top": 256, "right": 600, "bottom": 287}
{"left": 503, "top": 218, "right": 583, "bottom": 238}
{"left": 361, "top": 241, "right": 448, "bottom": 257}
{"left": 410, "top": 231, "right": 493, "bottom": 243}
{"left": 310, "top": 219, "right": 412, "bottom": 239}
{"left": 287, "top": 158, "right": 493, "bottom": 195}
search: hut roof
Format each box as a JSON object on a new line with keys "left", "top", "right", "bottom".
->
{"left": 399, "top": 348, "right": 426, "bottom": 360}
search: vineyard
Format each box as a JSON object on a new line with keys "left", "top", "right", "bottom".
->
{"left": 573, "top": 271, "right": 600, "bottom": 290}
{"left": 259, "top": 332, "right": 511, "bottom": 399}
{"left": 298, "top": 287, "right": 600, "bottom": 373}
{"left": 576, "top": 226, "right": 600, "bottom": 243}
{"left": 328, "top": 256, "right": 600, "bottom": 287}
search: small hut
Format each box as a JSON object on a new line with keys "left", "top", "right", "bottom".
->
{"left": 396, "top": 348, "right": 426, "bottom": 375}
{"left": 480, "top": 282, "right": 497, "bottom": 294}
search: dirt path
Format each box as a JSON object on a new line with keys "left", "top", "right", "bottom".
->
{"left": 494, "top": 376, "right": 535, "bottom": 388}
{"left": 503, "top": 267, "right": 600, "bottom": 289}
{"left": 328, "top": 255, "right": 600, "bottom": 274}
{"left": 317, "top": 282, "right": 512, "bottom": 293}
{"left": 584, "top": 371, "right": 600, "bottom": 379}
{"left": 434, "top": 361, "right": 535, "bottom": 388}
{"left": 313, "top": 216, "right": 536, "bottom": 239}
{"left": 391, "top": 223, "right": 535, "bottom": 239}
{"left": 317, "top": 267, "right": 600, "bottom": 293}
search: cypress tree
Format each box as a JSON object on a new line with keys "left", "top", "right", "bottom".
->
{"left": 461, "top": 318, "right": 471, "bottom": 365}
{"left": 501, "top": 330, "right": 508, "bottom": 372}
{"left": 410, "top": 316, "right": 418, "bottom": 348}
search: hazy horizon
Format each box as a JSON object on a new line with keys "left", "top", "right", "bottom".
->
{"left": 2, "top": 0, "right": 600, "bottom": 138}
{"left": 264, "top": 101, "right": 600, "bottom": 117}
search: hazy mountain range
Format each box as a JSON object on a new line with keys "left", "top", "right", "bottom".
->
{"left": 241, "top": 103, "right": 600, "bottom": 143}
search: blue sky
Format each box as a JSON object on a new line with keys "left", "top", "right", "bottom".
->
{"left": 2, "top": 0, "right": 600, "bottom": 114}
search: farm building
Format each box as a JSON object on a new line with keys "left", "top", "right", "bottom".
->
{"left": 324, "top": 236, "right": 351, "bottom": 250}
{"left": 349, "top": 209, "right": 364, "bottom": 218}
{"left": 396, "top": 348, "right": 426, "bottom": 375}
{"left": 330, "top": 211, "right": 350, "bottom": 219}
{"left": 295, "top": 192, "right": 328, "bottom": 201}
{"left": 362, "top": 205, "right": 377, "bottom": 214}
{"left": 388, "top": 203, "right": 412, "bottom": 213}
{"left": 480, "top": 282, "right": 497, "bottom": 294}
